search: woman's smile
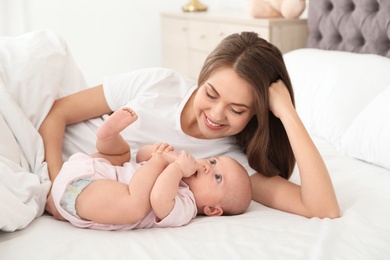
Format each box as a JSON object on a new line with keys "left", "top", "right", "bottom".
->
{"left": 204, "top": 115, "right": 225, "bottom": 130}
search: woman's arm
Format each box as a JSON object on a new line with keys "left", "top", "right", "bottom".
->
{"left": 39, "top": 85, "right": 112, "bottom": 182}
{"left": 251, "top": 80, "right": 340, "bottom": 219}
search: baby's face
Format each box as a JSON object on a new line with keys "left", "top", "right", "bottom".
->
{"left": 182, "top": 156, "right": 247, "bottom": 210}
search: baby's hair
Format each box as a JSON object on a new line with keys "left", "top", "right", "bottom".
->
{"left": 221, "top": 164, "right": 252, "bottom": 215}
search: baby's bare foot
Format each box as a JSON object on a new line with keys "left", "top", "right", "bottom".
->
{"left": 96, "top": 107, "right": 138, "bottom": 139}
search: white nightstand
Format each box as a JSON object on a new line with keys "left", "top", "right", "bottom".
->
{"left": 161, "top": 11, "right": 308, "bottom": 79}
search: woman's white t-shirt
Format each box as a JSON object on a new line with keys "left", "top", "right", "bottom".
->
{"left": 62, "top": 68, "right": 255, "bottom": 175}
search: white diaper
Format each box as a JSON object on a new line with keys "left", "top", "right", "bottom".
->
{"left": 60, "top": 178, "right": 94, "bottom": 218}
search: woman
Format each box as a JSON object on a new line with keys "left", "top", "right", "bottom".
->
{"left": 39, "top": 32, "right": 340, "bottom": 220}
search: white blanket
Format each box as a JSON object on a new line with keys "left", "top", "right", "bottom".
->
{"left": 0, "top": 30, "right": 87, "bottom": 231}
{"left": 0, "top": 90, "right": 49, "bottom": 231}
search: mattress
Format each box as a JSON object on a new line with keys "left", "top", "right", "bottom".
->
{"left": 1, "top": 136, "right": 389, "bottom": 259}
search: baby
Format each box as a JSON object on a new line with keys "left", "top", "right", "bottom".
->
{"left": 51, "top": 107, "right": 252, "bottom": 230}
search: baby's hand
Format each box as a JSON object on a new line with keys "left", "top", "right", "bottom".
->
{"left": 151, "top": 142, "right": 177, "bottom": 164}
{"left": 152, "top": 142, "right": 174, "bottom": 154}
{"left": 174, "top": 151, "right": 197, "bottom": 178}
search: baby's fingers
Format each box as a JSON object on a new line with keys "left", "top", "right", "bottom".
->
{"left": 177, "top": 151, "right": 197, "bottom": 175}
{"left": 154, "top": 142, "right": 174, "bottom": 154}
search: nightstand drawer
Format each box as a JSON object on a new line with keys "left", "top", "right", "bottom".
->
{"left": 189, "top": 50, "right": 208, "bottom": 79}
{"left": 161, "top": 17, "right": 188, "bottom": 47}
{"left": 161, "top": 11, "right": 307, "bottom": 79}
{"left": 161, "top": 16, "right": 189, "bottom": 76}
{"left": 188, "top": 20, "right": 214, "bottom": 52}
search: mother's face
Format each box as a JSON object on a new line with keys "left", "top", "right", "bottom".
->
{"left": 193, "top": 67, "right": 255, "bottom": 139}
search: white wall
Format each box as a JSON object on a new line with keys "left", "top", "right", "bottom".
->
{"left": 0, "top": 0, "right": 247, "bottom": 86}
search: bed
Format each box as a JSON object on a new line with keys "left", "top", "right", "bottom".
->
{"left": 1, "top": 0, "right": 390, "bottom": 259}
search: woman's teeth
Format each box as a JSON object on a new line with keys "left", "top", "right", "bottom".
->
{"left": 206, "top": 117, "right": 221, "bottom": 127}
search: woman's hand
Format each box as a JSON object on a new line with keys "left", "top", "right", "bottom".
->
{"left": 256, "top": 80, "right": 340, "bottom": 219}
{"left": 39, "top": 85, "right": 112, "bottom": 219}
{"left": 268, "top": 79, "right": 295, "bottom": 119}
{"left": 45, "top": 192, "right": 67, "bottom": 221}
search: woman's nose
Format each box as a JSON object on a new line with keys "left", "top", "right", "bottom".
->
{"left": 210, "top": 103, "right": 225, "bottom": 122}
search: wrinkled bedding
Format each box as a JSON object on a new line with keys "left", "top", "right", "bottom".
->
{"left": 0, "top": 31, "right": 390, "bottom": 259}
{"left": 0, "top": 30, "right": 87, "bottom": 231}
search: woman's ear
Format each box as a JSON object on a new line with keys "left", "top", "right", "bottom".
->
{"left": 203, "top": 206, "right": 223, "bottom": 216}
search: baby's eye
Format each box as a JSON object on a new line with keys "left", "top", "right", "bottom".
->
{"left": 215, "top": 174, "right": 222, "bottom": 183}
{"left": 209, "top": 159, "right": 217, "bottom": 166}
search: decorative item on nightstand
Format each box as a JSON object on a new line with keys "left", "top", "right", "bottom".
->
{"left": 247, "top": 0, "right": 306, "bottom": 19}
{"left": 182, "top": 0, "right": 208, "bottom": 12}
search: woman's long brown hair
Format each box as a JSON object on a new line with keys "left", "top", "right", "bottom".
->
{"left": 198, "top": 32, "right": 295, "bottom": 179}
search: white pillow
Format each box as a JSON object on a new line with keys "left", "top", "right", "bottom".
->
{"left": 337, "top": 87, "right": 390, "bottom": 170}
{"left": 284, "top": 49, "right": 390, "bottom": 144}
{"left": 0, "top": 30, "right": 87, "bottom": 129}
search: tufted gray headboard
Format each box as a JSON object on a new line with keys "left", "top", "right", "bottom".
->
{"left": 307, "top": 0, "right": 390, "bottom": 58}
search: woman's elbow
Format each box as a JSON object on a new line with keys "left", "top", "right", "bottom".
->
{"left": 309, "top": 206, "right": 341, "bottom": 219}
{"left": 324, "top": 207, "right": 341, "bottom": 219}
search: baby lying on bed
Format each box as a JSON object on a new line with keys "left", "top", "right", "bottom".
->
{"left": 51, "top": 107, "right": 252, "bottom": 231}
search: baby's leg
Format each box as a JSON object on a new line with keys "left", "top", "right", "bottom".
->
{"left": 97, "top": 107, "right": 138, "bottom": 139}
{"left": 95, "top": 107, "right": 138, "bottom": 158}
{"left": 76, "top": 179, "right": 149, "bottom": 225}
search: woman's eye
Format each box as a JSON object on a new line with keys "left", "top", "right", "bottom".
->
{"left": 229, "top": 107, "right": 243, "bottom": 115}
{"left": 206, "top": 91, "right": 217, "bottom": 100}
{"left": 209, "top": 159, "right": 217, "bottom": 166}
{"left": 215, "top": 174, "right": 222, "bottom": 183}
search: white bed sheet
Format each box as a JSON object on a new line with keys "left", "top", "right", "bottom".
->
{"left": 1, "top": 137, "right": 390, "bottom": 260}
{"left": 1, "top": 31, "right": 390, "bottom": 260}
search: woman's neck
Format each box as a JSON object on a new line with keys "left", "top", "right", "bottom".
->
{"left": 180, "top": 92, "right": 204, "bottom": 139}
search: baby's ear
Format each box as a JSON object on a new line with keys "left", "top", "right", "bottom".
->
{"left": 203, "top": 206, "right": 223, "bottom": 216}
